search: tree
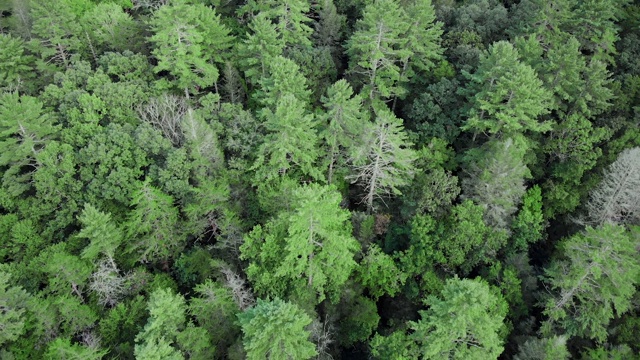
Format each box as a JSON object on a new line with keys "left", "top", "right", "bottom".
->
{"left": 29, "top": 0, "right": 86, "bottom": 70}
{"left": 44, "top": 337, "right": 107, "bottom": 360}
{"left": 542, "top": 224, "right": 640, "bottom": 342}
{"left": 241, "top": 184, "right": 359, "bottom": 303}
{"left": 250, "top": 94, "right": 321, "bottom": 189}
{"left": 345, "top": 0, "right": 411, "bottom": 102}
{"left": 235, "top": 13, "right": 284, "bottom": 87}
{"left": 348, "top": 105, "right": 417, "bottom": 213}
{"left": 371, "top": 278, "right": 507, "bottom": 359}
{"left": 461, "top": 137, "right": 530, "bottom": 230}
{"left": 0, "top": 34, "right": 33, "bottom": 92}
{"left": 0, "top": 271, "right": 30, "bottom": 346}
{"left": 0, "top": 93, "right": 57, "bottom": 201}
{"left": 585, "top": 147, "right": 640, "bottom": 226}
{"left": 510, "top": 185, "right": 545, "bottom": 253}
{"left": 513, "top": 336, "right": 570, "bottom": 360}
{"left": 253, "top": 55, "right": 311, "bottom": 111}
{"left": 147, "top": 1, "right": 233, "bottom": 97}
{"left": 463, "top": 41, "right": 553, "bottom": 138}
{"left": 76, "top": 203, "right": 123, "bottom": 261}
{"left": 135, "top": 288, "right": 214, "bottom": 360}
{"left": 412, "top": 278, "right": 507, "bottom": 359}
{"left": 402, "top": 200, "right": 508, "bottom": 276}
{"left": 238, "top": 298, "right": 317, "bottom": 360}
{"left": 189, "top": 279, "right": 242, "bottom": 355}
{"left": 125, "top": 181, "right": 183, "bottom": 265}
{"left": 395, "top": 0, "right": 443, "bottom": 105}
{"left": 319, "top": 79, "right": 368, "bottom": 184}
{"left": 357, "top": 244, "right": 406, "bottom": 299}
{"left": 81, "top": 3, "right": 141, "bottom": 54}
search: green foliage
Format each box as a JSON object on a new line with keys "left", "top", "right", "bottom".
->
{"left": 76, "top": 203, "right": 123, "bottom": 261}
{"left": 0, "top": 271, "right": 29, "bottom": 346}
{"left": 241, "top": 184, "right": 358, "bottom": 303}
{"left": 511, "top": 185, "right": 545, "bottom": 252}
{"left": 372, "top": 277, "right": 507, "bottom": 359}
{"left": 0, "top": 34, "right": 33, "bottom": 92}
{"left": 346, "top": 0, "right": 411, "bottom": 101}
{"left": 332, "top": 289, "right": 380, "bottom": 346}
{"left": 403, "top": 200, "right": 508, "bottom": 276}
{"left": 513, "top": 336, "right": 570, "bottom": 360}
{"left": 147, "top": 1, "right": 233, "bottom": 95}
{"left": 125, "top": 182, "right": 182, "bottom": 264}
{"left": 462, "top": 137, "right": 530, "bottom": 230}
{"left": 463, "top": 41, "right": 553, "bottom": 137}
{"left": 44, "top": 337, "right": 107, "bottom": 360}
{"left": 542, "top": 224, "right": 640, "bottom": 342}
{"left": 135, "top": 287, "right": 213, "bottom": 359}
{"left": 0, "top": 93, "right": 57, "bottom": 202}
{"left": 349, "top": 105, "right": 417, "bottom": 212}
{"left": 320, "top": 79, "right": 368, "bottom": 184}
{"left": 357, "top": 244, "right": 406, "bottom": 299}
{"left": 251, "top": 93, "right": 321, "bottom": 189}
{"left": 238, "top": 298, "right": 316, "bottom": 360}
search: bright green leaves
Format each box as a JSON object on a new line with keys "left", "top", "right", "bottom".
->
{"left": 236, "top": 14, "right": 285, "bottom": 87}
{"left": 463, "top": 41, "right": 553, "bottom": 137}
{"left": 345, "top": 0, "right": 442, "bottom": 104}
{"left": 251, "top": 94, "right": 321, "bottom": 188}
{"left": 238, "top": 298, "right": 317, "bottom": 360}
{"left": 239, "top": 0, "right": 313, "bottom": 50}
{"left": 404, "top": 200, "right": 507, "bottom": 275}
{"left": 241, "top": 184, "right": 358, "bottom": 303}
{"left": 542, "top": 224, "right": 640, "bottom": 342}
{"left": 510, "top": 185, "right": 545, "bottom": 252}
{"left": 357, "top": 244, "right": 406, "bottom": 299}
{"left": 148, "top": 1, "right": 233, "bottom": 96}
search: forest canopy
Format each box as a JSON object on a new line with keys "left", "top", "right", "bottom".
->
{"left": 0, "top": 0, "right": 639, "bottom": 359}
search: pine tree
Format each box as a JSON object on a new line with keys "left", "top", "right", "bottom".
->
{"left": 236, "top": 13, "right": 284, "bottom": 87}
{"left": 238, "top": 298, "right": 317, "bottom": 360}
{"left": 0, "top": 271, "right": 30, "bottom": 346}
{"left": 147, "top": 1, "right": 233, "bottom": 97}
{"left": 542, "top": 224, "right": 640, "bottom": 341}
{"left": 349, "top": 105, "right": 417, "bottom": 213}
{"left": 463, "top": 41, "right": 553, "bottom": 138}
{"left": 125, "top": 181, "right": 182, "bottom": 265}
{"left": 585, "top": 147, "right": 640, "bottom": 226}
{"left": 411, "top": 278, "right": 507, "bottom": 359}
{"left": 396, "top": 0, "right": 443, "bottom": 104}
{"left": 0, "top": 34, "right": 33, "bottom": 92}
{"left": 76, "top": 203, "right": 123, "bottom": 261}
{"left": 371, "top": 278, "right": 507, "bottom": 359}
{"left": 241, "top": 184, "right": 359, "bottom": 302}
{"left": 461, "top": 137, "right": 530, "bottom": 230}
{"left": 251, "top": 93, "right": 321, "bottom": 189}
{"left": 0, "top": 93, "right": 57, "bottom": 200}
{"left": 320, "top": 79, "right": 369, "bottom": 184}
{"left": 345, "top": 0, "right": 411, "bottom": 102}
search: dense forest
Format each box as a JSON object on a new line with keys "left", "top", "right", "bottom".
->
{"left": 0, "top": 0, "right": 639, "bottom": 358}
